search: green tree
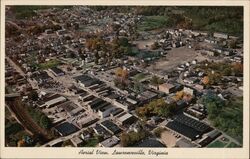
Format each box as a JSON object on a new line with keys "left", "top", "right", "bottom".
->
{"left": 28, "top": 90, "right": 39, "bottom": 101}
{"left": 39, "top": 115, "right": 51, "bottom": 129}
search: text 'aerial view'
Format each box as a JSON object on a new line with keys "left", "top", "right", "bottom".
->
{"left": 5, "top": 6, "right": 243, "bottom": 148}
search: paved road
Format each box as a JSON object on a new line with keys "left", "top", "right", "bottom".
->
{"left": 178, "top": 72, "right": 185, "bottom": 85}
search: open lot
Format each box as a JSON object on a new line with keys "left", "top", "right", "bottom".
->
{"left": 146, "top": 47, "right": 206, "bottom": 74}
{"left": 134, "top": 40, "right": 155, "bottom": 50}
{"left": 160, "top": 130, "right": 177, "bottom": 147}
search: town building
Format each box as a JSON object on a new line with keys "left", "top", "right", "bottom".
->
{"left": 99, "top": 136, "right": 120, "bottom": 147}
{"left": 159, "top": 83, "right": 175, "bottom": 94}
{"left": 49, "top": 67, "right": 65, "bottom": 77}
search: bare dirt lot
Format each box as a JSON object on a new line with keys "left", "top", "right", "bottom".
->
{"left": 134, "top": 40, "right": 156, "bottom": 50}
{"left": 160, "top": 130, "right": 178, "bottom": 147}
{"left": 147, "top": 47, "right": 206, "bottom": 73}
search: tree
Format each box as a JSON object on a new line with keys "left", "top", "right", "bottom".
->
{"left": 151, "top": 42, "right": 160, "bottom": 50}
{"left": 232, "top": 62, "right": 243, "bottom": 76}
{"left": 174, "top": 91, "right": 184, "bottom": 101}
{"left": 94, "top": 51, "right": 100, "bottom": 64}
{"left": 228, "top": 40, "right": 237, "bottom": 49}
{"left": 17, "top": 139, "right": 25, "bottom": 147}
{"left": 150, "top": 76, "right": 164, "bottom": 86}
{"left": 120, "top": 130, "right": 147, "bottom": 147}
{"left": 62, "top": 140, "right": 72, "bottom": 147}
{"left": 153, "top": 127, "right": 165, "bottom": 138}
{"left": 119, "top": 37, "right": 129, "bottom": 47}
{"left": 202, "top": 76, "right": 209, "bottom": 85}
{"left": 39, "top": 115, "right": 51, "bottom": 129}
{"left": 28, "top": 90, "right": 39, "bottom": 101}
{"left": 134, "top": 81, "right": 144, "bottom": 94}
{"left": 120, "top": 132, "right": 130, "bottom": 147}
{"left": 115, "top": 67, "right": 129, "bottom": 88}
{"left": 208, "top": 72, "right": 222, "bottom": 85}
{"left": 136, "top": 98, "right": 175, "bottom": 118}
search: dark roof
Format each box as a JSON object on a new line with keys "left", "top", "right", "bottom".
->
{"left": 33, "top": 71, "right": 51, "bottom": 81}
{"left": 134, "top": 139, "right": 166, "bottom": 147}
{"left": 166, "top": 114, "right": 212, "bottom": 141}
{"left": 174, "top": 114, "right": 211, "bottom": 133}
{"left": 82, "top": 79, "right": 101, "bottom": 87}
{"left": 50, "top": 67, "right": 64, "bottom": 75}
{"left": 89, "top": 98, "right": 108, "bottom": 111}
{"left": 74, "top": 74, "right": 92, "bottom": 82}
{"left": 111, "top": 108, "right": 124, "bottom": 116}
{"left": 99, "top": 104, "right": 113, "bottom": 112}
{"left": 166, "top": 120, "right": 201, "bottom": 140}
{"left": 107, "top": 93, "right": 120, "bottom": 99}
{"left": 74, "top": 74, "right": 102, "bottom": 87}
{"left": 89, "top": 98, "right": 103, "bottom": 106}
{"left": 58, "top": 101, "right": 78, "bottom": 112}
{"left": 82, "top": 95, "right": 95, "bottom": 102}
{"left": 93, "top": 124, "right": 111, "bottom": 137}
{"left": 101, "top": 120, "right": 121, "bottom": 135}
{"left": 55, "top": 122, "right": 79, "bottom": 136}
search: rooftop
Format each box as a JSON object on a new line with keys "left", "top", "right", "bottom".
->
{"left": 133, "top": 138, "right": 166, "bottom": 147}
{"left": 116, "top": 112, "right": 133, "bottom": 122}
{"left": 100, "top": 135, "right": 120, "bottom": 147}
{"left": 101, "top": 120, "right": 122, "bottom": 135}
{"left": 54, "top": 122, "right": 79, "bottom": 136}
{"left": 49, "top": 67, "right": 64, "bottom": 75}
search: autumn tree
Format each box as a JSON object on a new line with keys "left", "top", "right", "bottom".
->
{"left": 17, "top": 139, "right": 25, "bottom": 147}
{"left": 207, "top": 72, "right": 222, "bottom": 85}
{"left": 202, "top": 76, "right": 209, "bottom": 85}
{"left": 136, "top": 98, "right": 176, "bottom": 118}
{"left": 174, "top": 91, "right": 184, "bottom": 101}
{"left": 114, "top": 67, "right": 129, "bottom": 89}
{"left": 232, "top": 62, "right": 243, "bottom": 76}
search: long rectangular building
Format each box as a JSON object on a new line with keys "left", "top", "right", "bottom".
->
{"left": 166, "top": 114, "right": 212, "bottom": 141}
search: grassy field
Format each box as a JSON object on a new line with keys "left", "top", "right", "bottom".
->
{"left": 132, "top": 73, "right": 147, "bottom": 81}
{"left": 137, "top": 16, "right": 169, "bottom": 32}
{"left": 38, "top": 59, "right": 61, "bottom": 70}
{"left": 207, "top": 140, "right": 227, "bottom": 148}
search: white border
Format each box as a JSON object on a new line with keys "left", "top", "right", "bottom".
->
{"left": 1, "top": 0, "right": 249, "bottom": 158}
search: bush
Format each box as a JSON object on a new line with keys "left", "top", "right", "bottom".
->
{"left": 120, "top": 130, "right": 148, "bottom": 147}
{"left": 153, "top": 127, "right": 166, "bottom": 138}
{"left": 202, "top": 94, "right": 243, "bottom": 144}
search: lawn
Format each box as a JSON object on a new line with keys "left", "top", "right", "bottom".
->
{"left": 133, "top": 73, "right": 147, "bottom": 81}
{"left": 38, "top": 59, "right": 61, "bottom": 70}
{"left": 137, "top": 16, "right": 169, "bottom": 31}
{"left": 226, "top": 142, "right": 241, "bottom": 148}
{"left": 207, "top": 140, "right": 227, "bottom": 148}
